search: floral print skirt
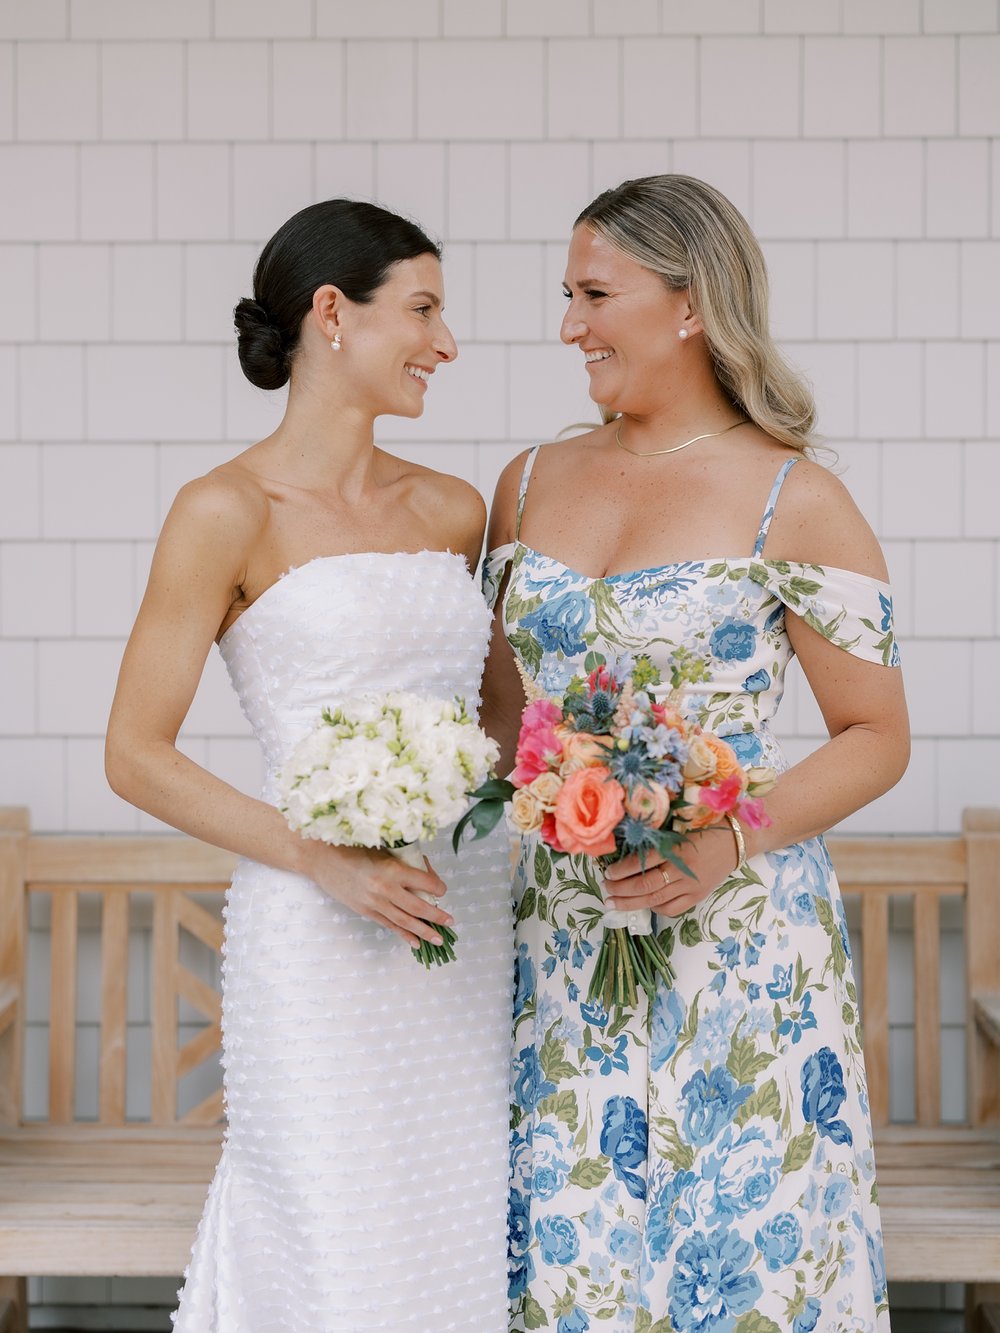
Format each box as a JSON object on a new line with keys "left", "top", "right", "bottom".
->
{"left": 508, "top": 834, "right": 890, "bottom": 1333}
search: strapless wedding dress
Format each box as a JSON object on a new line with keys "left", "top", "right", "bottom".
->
{"left": 172, "top": 551, "right": 513, "bottom": 1332}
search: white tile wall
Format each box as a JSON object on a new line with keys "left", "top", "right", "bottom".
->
{"left": 100, "top": 42, "right": 185, "bottom": 141}
{"left": 2, "top": 8, "right": 998, "bottom": 1329}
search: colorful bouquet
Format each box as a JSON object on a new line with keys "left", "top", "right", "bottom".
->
{"left": 455, "top": 653, "right": 775, "bottom": 1014}
{"left": 278, "top": 691, "right": 499, "bottom": 967}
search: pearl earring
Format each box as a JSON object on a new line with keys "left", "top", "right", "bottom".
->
{"left": 330, "top": 333, "right": 342, "bottom": 351}
{"left": 678, "top": 329, "right": 688, "bottom": 340}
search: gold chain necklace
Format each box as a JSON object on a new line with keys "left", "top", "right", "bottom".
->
{"left": 614, "top": 417, "right": 746, "bottom": 457}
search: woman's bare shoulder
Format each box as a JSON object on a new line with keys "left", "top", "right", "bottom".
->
{"left": 765, "top": 451, "right": 888, "bottom": 579}
{"left": 161, "top": 462, "right": 270, "bottom": 559}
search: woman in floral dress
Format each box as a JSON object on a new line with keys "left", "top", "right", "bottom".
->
{"left": 481, "top": 176, "right": 908, "bottom": 1333}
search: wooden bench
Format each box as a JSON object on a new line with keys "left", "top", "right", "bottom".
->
{"left": 0, "top": 806, "right": 998, "bottom": 1332}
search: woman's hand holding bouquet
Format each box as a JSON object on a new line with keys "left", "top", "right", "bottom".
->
{"left": 279, "top": 691, "right": 499, "bottom": 967}
{"left": 455, "top": 653, "right": 775, "bottom": 1016}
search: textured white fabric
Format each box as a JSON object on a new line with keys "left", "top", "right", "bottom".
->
{"left": 172, "top": 551, "right": 513, "bottom": 1333}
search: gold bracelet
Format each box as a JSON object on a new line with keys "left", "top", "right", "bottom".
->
{"left": 725, "top": 812, "right": 746, "bottom": 872}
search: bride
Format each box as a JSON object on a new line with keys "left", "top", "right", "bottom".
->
{"left": 105, "top": 199, "right": 512, "bottom": 1331}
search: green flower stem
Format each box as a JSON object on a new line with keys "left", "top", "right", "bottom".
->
{"left": 412, "top": 923, "right": 458, "bottom": 969}
{"left": 588, "top": 928, "right": 676, "bottom": 1021}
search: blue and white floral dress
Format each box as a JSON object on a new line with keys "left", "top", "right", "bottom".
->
{"left": 484, "top": 448, "right": 899, "bottom": 1333}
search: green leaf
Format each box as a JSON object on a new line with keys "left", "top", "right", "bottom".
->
{"left": 679, "top": 917, "right": 702, "bottom": 946}
{"left": 781, "top": 1127, "right": 815, "bottom": 1175}
{"left": 607, "top": 1009, "right": 633, "bottom": 1041}
{"left": 727, "top": 1034, "right": 777, "bottom": 1086}
{"left": 653, "top": 1115, "right": 696, "bottom": 1172}
{"left": 735, "top": 1076, "right": 782, "bottom": 1126}
{"left": 552, "top": 1289, "right": 577, "bottom": 1318}
{"left": 469, "top": 777, "right": 516, "bottom": 801}
{"left": 787, "top": 576, "right": 822, "bottom": 597}
{"left": 534, "top": 841, "right": 552, "bottom": 890}
{"left": 634, "top": 1310, "right": 653, "bottom": 1333}
{"left": 584, "top": 650, "right": 607, "bottom": 673}
{"left": 568, "top": 1156, "right": 611, "bottom": 1189}
{"left": 537, "top": 1089, "right": 579, "bottom": 1134}
{"left": 539, "top": 1033, "right": 578, "bottom": 1083}
{"left": 523, "top": 1293, "right": 549, "bottom": 1328}
{"left": 735, "top": 1314, "right": 781, "bottom": 1333}
{"left": 516, "top": 886, "right": 537, "bottom": 923}
{"left": 650, "top": 1319, "right": 675, "bottom": 1333}
{"left": 705, "top": 561, "right": 729, "bottom": 579}
{"left": 508, "top": 628, "right": 543, "bottom": 676}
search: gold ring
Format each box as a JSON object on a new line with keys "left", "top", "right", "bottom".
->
{"left": 659, "top": 865, "right": 672, "bottom": 889}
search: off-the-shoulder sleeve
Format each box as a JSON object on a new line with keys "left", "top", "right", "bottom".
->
{"left": 747, "top": 559, "right": 901, "bottom": 666}
{"left": 481, "top": 543, "right": 516, "bottom": 613}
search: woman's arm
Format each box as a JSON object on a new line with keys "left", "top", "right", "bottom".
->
{"left": 105, "top": 475, "right": 455, "bottom": 949}
{"left": 605, "top": 462, "right": 910, "bottom": 914}
{"left": 479, "top": 451, "right": 533, "bottom": 773}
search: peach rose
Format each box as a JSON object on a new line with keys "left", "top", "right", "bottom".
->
{"left": 624, "top": 783, "right": 672, "bottom": 828}
{"left": 674, "top": 782, "right": 721, "bottom": 831}
{"left": 553, "top": 766, "right": 625, "bottom": 857}
{"left": 510, "top": 787, "right": 545, "bottom": 834}
{"left": 558, "top": 729, "right": 613, "bottom": 776}
{"left": 528, "top": 770, "right": 564, "bottom": 811}
{"left": 700, "top": 733, "right": 748, "bottom": 791}
{"left": 683, "top": 735, "right": 719, "bottom": 784}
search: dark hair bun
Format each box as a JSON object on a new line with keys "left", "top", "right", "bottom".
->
{"left": 234, "top": 200, "right": 441, "bottom": 391}
{"left": 233, "top": 296, "right": 289, "bottom": 390}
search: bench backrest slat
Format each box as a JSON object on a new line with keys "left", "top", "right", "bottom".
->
{"left": 966, "top": 810, "right": 1000, "bottom": 1126}
{"left": 151, "top": 893, "right": 179, "bottom": 1125}
{"left": 913, "top": 891, "right": 942, "bottom": 1127}
{"left": 0, "top": 814, "right": 27, "bottom": 1127}
{"left": 99, "top": 891, "right": 129, "bottom": 1125}
{"left": 861, "top": 893, "right": 890, "bottom": 1127}
{"left": 48, "top": 891, "right": 78, "bottom": 1124}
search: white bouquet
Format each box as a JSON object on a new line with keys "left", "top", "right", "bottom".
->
{"left": 277, "top": 691, "right": 500, "bottom": 966}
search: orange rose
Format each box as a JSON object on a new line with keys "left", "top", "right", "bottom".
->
{"left": 559, "top": 729, "right": 614, "bottom": 775}
{"left": 624, "top": 783, "right": 672, "bottom": 828}
{"left": 553, "top": 766, "right": 625, "bottom": 857}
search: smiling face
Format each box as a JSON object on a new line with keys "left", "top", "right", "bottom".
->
{"left": 560, "top": 225, "right": 698, "bottom": 417}
{"left": 336, "top": 252, "right": 457, "bottom": 419}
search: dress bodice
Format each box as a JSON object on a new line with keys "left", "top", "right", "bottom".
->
{"left": 484, "top": 450, "right": 900, "bottom": 773}
{"left": 218, "top": 550, "right": 492, "bottom": 801}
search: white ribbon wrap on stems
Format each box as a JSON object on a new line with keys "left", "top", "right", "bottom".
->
{"left": 387, "top": 842, "right": 437, "bottom": 906}
{"left": 599, "top": 904, "right": 654, "bottom": 936}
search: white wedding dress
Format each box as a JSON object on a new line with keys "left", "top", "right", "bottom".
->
{"left": 172, "top": 551, "right": 513, "bottom": 1332}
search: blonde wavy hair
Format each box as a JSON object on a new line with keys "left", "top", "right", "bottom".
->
{"left": 576, "top": 174, "right": 816, "bottom": 452}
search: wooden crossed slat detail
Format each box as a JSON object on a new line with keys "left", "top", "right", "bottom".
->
{"left": 30, "top": 883, "right": 226, "bottom": 1126}
{"left": 151, "top": 889, "right": 225, "bottom": 1126}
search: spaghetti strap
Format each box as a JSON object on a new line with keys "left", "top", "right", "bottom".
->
{"left": 753, "top": 457, "right": 799, "bottom": 558}
{"left": 515, "top": 445, "right": 541, "bottom": 541}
